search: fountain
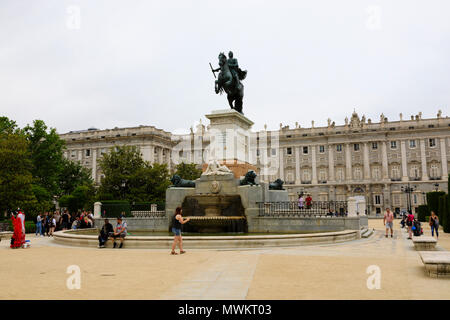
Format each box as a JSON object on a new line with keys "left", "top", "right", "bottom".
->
{"left": 168, "top": 159, "right": 249, "bottom": 233}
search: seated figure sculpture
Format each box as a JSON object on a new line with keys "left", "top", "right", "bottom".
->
{"left": 203, "top": 159, "right": 233, "bottom": 175}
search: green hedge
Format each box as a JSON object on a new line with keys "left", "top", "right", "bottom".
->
{"left": 426, "top": 191, "right": 445, "bottom": 218}
{"left": 417, "top": 205, "right": 429, "bottom": 222}
{"left": 7, "top": 220, "right": 36, "bottom": 234}
{"left": 100, "top": 200, "right": 131, "bottom": 218}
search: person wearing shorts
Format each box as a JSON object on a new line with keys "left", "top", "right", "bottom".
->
{"left": 170, "top": 207, "right": 190, "bottom": 255}
{"left": 384, "top": 208, "right": 394, "bottom": 238}
{"left": 111, "top": 217, "right": 127, "bottom": 248}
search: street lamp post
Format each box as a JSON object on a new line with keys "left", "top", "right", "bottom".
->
{"left": 401, "top": 183, "right": 416, "bottom": 213}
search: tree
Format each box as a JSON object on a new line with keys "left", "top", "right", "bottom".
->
{"left": 97, "top": 146, "right": 170, "bottom": 203}
{"left": 59, "top": 158, "right": 93, "bottom": 195}
{"left": 0, "top": 129, "right": 37, "bottom": 216}
{"left": 24, "top": 120, "right": 66, "bottom": 196}
{"left": 59, "top": 184, "right": 95, "bottom": 213}
{"left": 174, "top": 162, "right": 202, "bottom": 180}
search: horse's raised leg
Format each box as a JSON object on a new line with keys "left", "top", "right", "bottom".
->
{"left": 227, "top": 94, "right": 234, "bottom": 110}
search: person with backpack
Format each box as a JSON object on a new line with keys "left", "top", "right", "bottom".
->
{"left": 429, "top": 211, "right": 439, "bottom": 239}
{"left": 406, "top": 211, "right": 414, "bottom": 239}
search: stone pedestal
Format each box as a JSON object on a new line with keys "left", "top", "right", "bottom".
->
{"left": 205, "top": 109, "right": 255, "bottom": 178}
{"left": 94, "top": 202, "right": 102, "bottom": 218}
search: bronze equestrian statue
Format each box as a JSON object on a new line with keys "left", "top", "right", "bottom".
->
{"left": 210, "top": 51, "right": 247, "bottom": 114}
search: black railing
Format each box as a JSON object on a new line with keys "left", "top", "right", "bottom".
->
{"left": 257, "top": 201, "right": 348, "bottom": 217}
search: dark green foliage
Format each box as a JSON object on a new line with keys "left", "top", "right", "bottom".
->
{"left": 174, "top": 162, "right": 202, "bottom": 181}
{"left": 0, "top": 127, "right": 37, "bottom": 215}
{"left": 99, "top": 200, "right": 131, "bottom": 218}
{"left": 59, "top": 158, "right": 93, "bottom": 195}
{"left": 59, "top": 185, "right": 95, "bottom": 214}
{"left": 417, "top": 205, "right": 430, "bottom": 222}
{"left": 426, "top": 191, "right": 446, "bottom": 218}
{"left": 24, "top": 120, "right": 66, "bottom": 196}
{"left": 98, "top": 146, "right": 170, "bottom": 204}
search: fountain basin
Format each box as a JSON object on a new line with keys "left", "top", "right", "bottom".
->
{"left": 52, "top": 228, "right": 360, "bottom": 249}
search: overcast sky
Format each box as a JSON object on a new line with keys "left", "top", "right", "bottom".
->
{"left": 1, "top": 0, "right": 449, "bottom": 134}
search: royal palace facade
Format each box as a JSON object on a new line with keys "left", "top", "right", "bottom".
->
{"left": 60, "top": 110, "right": 450, "bottom": 215}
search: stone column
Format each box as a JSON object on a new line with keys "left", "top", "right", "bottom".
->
{"left": 78, "top": 150, "right": 82, "bottom": 162}
{"left": 141, "top": 146, "right": 151, "bottom": 162}
{"left": 279, "top": 147, "right": 284, "bottom": 180}
{"left": 420, "top": 139, "right": 429, "bottom": 181}
{"left": 345, "top": 143, "right": 352, "bottom": 181}
{"left": 150, "top": 146, "right": 155, "bottom": 164}
{"left": 328, "top": 144, "right": 335, "bottom": 182}
{"left": 94, "top": 202, "right": 102, "bottom": 218}
{"left": 92, "top": 149, "right": 97, "bottom": 183}
{"left": 401, "top": 140, "right": 408, "bottom": 181}
{"left": 440, "top": 138, "right": 448, "bottom": 180}
{"left": 363, "top": 142, "right": 370, "bottom": 180}
{"left": 295, "top": 146, "right": 300, "bottom": 184}
{"left": 311, "top": 145, "right": 318, "bottom": 184}
{"left": 381, "top": 141, "right": 389, "bottom": 180}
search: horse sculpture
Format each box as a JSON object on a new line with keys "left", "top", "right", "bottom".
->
{"left": 213, "top": 52, "right": 246, "bottom": 113}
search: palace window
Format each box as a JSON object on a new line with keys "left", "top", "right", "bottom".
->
{"left": 85, "top": 149, "right": 90, "bottom": 157}
{"left": 374, "top": 195, "right": 382, "bottom": 205}
{"left": 336, "top": 144, "right": 343, "bottom": 152}
{"left": 372, "top": 167, "right": 381, "bottom": 180}
{"left": 319, "top": 169, "right": 327, "bottom": 181}
{"left": 372, "top": 142, "right": 378, "bottom": 150}
{"left": 303, "top": 146, "right": 309, "bottom": 154}
{"left": 353, "top": 143, "right": 360, "bottom": 151}
{"left": 430, "top": 164, "right": 440, "bottom": 178}
{"left": 391, "top": 165, "right": 400, "bottom": 179}
{"left": 302, "top": 170, "right": 311, "bottom": 182}
{"left": 271, "top": 148, "right": 277, "bottom": 156}
{"left": 390, "top": 141, "right": 397, "bottom": 149}
{"left": 429, "top": 138, "right": 436, "bottom": 147}
{"left": 319, "top": 145, "right": 325, "bottom": 153}
{"left": 287, "top": 147, "right": 292, "bottom": 155}
{"left": 410, "top": 165, "right": 420, "bottom": 178}
{"left": 409, "top": 140, "right": 416, "bottom": 148}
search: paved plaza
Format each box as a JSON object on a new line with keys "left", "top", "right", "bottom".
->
{"left": 1, "top": 219, "right": 449, "bottom": 300}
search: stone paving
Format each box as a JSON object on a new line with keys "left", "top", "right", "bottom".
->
{"left": 0, "top": 219, "right": 449, "bottom": 300}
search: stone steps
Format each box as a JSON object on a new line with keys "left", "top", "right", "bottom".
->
{"left": 360, "top": 228, "right": 374, "bottom": 238}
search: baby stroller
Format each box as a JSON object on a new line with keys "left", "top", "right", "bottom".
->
{"left": 412, "top": 220, "right": 423, "bottom": 237}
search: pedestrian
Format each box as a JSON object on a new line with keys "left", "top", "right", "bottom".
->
{"left": 48, "top": 215, "right": 56, "bottom": 236}
{"left": 305, "top": 194, "right": 312, "bottom": 209}
{"left": 406, "top": 210, "right": 414, "bottom": 239}
{"left": 35, "top": 213, "right": 42, "bottom": 237}
{"left": 383, "top": 208, "right": 394, "bottom": 238}
{"left": 429, "top": 211, "right": 439, "bottom": 239}
{"left": 298, "top": 194, "right": 304, "bottom": 210}
{"left": 170, "top": 207, "right": 190, "bottom": 255}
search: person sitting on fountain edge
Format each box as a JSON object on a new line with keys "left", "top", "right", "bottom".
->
{"left": 111, "top": 217, "right": 127, "bottom": 248}
{"left": 98, "top": 219, "right": 113, "bottom": 248}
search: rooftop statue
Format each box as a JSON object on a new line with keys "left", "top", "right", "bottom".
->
{"left": 210, "top": 51, "right": 247, "bottom": 114}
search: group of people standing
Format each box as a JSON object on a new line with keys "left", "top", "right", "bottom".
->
{"left": 35, "top": 210, "right": 94, "bottom": 237}
{"left": 385, "top": 208, "right": 440, "bottom": 240}
{"left": 297, "top": 193, "right": 313, "bottom": 209}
